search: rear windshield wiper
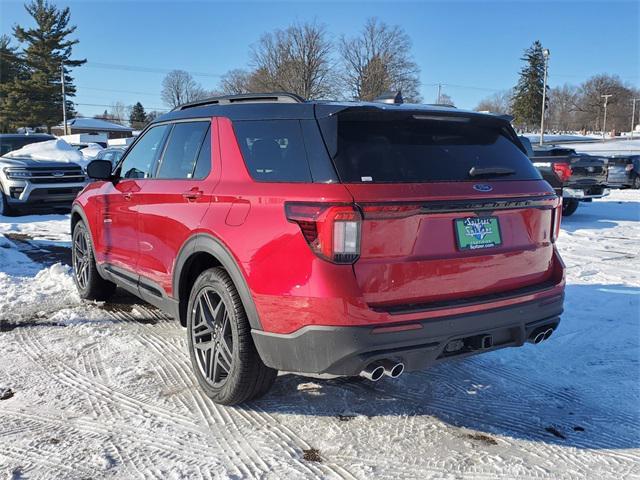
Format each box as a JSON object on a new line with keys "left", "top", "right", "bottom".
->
{"left": 468, "top": 166, "right": 516, "bottom": 177}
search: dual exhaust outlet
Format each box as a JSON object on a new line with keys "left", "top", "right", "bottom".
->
{"left": 529, "top": 326, "right": 555, "bottom": 345}
{"left": 360, "top": 359, "right": 405, "bottom": 382}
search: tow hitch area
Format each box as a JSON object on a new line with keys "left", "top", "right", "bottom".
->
{"left": 444, "top": 334, "right": 494, "bottom": 356}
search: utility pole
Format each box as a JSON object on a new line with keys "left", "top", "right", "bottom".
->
{"left": 436, "top": 83, "right": 442, "bottom": 104}
{"left": 539, "top": 48, "right": 550, "bottom": 146}
{"left": 601, "top": 94, "right": 612, "bottom": 142}
{"left": 631, "top": 98, "right": 639, "bottom": 140}
{"left": 61, "top": 63, "right": 68, "bottom": 136}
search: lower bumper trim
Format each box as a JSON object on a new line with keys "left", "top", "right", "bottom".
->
{"left": 252, "top": 293, "right": 564, "bottom": 376}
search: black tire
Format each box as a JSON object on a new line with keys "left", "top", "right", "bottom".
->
{"left": 0, "top": 187, "right": 14, "bottom": 217}
{"left": 633, "top": 174, "right": 640, "bottom": 190}
{"left": 562, "top": 198, "right": 580, "bottom": 217}
{"left": 72, "top": 221, "right": 116, "bottom": 301}
{"left": 187, "top": 267, "right": 277, "bottom": 405}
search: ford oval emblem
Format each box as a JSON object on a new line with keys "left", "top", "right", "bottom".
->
{"left": 473, "top": 184, "right": 493, "bottom": 192}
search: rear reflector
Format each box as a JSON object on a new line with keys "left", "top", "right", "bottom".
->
{"left": 285, "top": 203, "right": 361, "bottom": 264}
{"left": 371, "top": 323, "right": 423, "bottom": 334}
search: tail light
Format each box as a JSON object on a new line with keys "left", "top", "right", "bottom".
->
{"left": 552, "top": 163, "right": 572, "bottom": 182}
{"left": 551, "top": 203, "right": 562, "bottom": 242}
{"left": 285, "top": 203, "right": 361, "bottom": 264}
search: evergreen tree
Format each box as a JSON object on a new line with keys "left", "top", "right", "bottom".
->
{"left": 1, "top": 0, "right": 85, "bottom": 132}
{"left": 511, "top": 41, "right": 547, "bottom": 130}
{"left": 129, "top": 102, "right": 147, "bottom": 129}
{"left": 0, "top": 35, "right": 27, "bottom": 132}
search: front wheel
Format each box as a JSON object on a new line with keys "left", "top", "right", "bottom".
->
{"left": 0, "top": 187, "right": 14, "bottom": 217}
{"left": 562, "top": 198, "right": 580, "bottom": 217}
{"left": 633, "top": 174, "right": 640, "bottom": 190}
{"left": 187, "top": 267, "right": 277, "bottom": 405}
{"left": 72, "top": 221, "right": 116, "bottom": 300}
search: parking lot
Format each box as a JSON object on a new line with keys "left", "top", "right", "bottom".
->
{"left": 0, "top": 190, "right": 638, "bottom": 479}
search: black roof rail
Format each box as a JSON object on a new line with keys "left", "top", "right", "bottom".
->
{"left": 173, "top": 92, "right": 305, "bottom": 111}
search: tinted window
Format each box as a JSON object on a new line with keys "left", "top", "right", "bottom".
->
{"left": 234, "top": 120, "right": 312, "bottom": 182}
{"left": 120, "top": 125, "right": 169, "bottom": 179}
{"left": 193, "top": 128, "right": 212, "bottom": 179}
{"left": 157, "top": 121, "right": 209, "bottom": 179}
{"left": 331, "top": 113, "right": 541, "bottom": 183}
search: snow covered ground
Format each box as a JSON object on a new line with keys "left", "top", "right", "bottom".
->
{"left": 0, "top": 191, "right": 639, "bottom": 479}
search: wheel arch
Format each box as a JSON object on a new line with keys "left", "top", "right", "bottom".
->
{"left": 173, "top": 233, "right": 262, "bottom": 330}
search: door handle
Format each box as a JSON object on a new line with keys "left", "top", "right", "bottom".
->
{"left": 182, "top": 189, "right": 203, "bottom": 202}
{"left": 123, "top": 192, "right": 132, "bottom": 201}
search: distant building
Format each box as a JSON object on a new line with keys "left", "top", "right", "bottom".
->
{"left": 51, "top": 118, "right": 134, "bottom": 139}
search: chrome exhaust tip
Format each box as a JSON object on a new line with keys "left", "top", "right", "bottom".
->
{"left": 360, "top": 363, "right": 385, "bottom": 382}
{"left": 543, "top": 328, "right": 554, "bottom": 340}
{"left": 380, "top": 359, "right": 405, "bottom": 378}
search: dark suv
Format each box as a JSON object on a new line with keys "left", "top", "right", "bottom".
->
{"left": 73, "top": 93, "right": 565, "bottom": 405}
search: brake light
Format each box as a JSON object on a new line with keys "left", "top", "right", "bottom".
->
{"left": 285, "top": 203, "right": 361, "bottom": 264}
{"left": 552, "top": 163, "right": 572, "bottom": 182}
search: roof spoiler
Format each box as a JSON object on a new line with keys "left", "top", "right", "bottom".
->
{"left": 173, "top": 92, "right": 305, "bottom": 111}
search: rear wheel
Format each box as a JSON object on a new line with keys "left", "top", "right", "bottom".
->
{"left": 72, "top": 221, "right": 116, "bottom": 300}
{"left": 187, "top": 267, "right": 277, "bottom": 405}
{"left": 562, "top": 198, "right": 579, "bottom": 217}
{"left": 633, "top": 174, "right": 640, "bottom": 190}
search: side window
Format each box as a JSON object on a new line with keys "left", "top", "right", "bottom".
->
{"left": 233, "top": 120, "right": 312, "bottom": 182}
{"left": 157, "top": 121, "right": 209, "bottom": 179}
{"left": 119, "top": 125, "right": 169, "bottom": 179}
{"left": 193, "top": 127, "right": 212, "bottom": 179}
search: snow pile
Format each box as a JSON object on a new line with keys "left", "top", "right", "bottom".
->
{"left": 3, "top": 138, "right": 83, "bottom": 163}
{"left": 0, "top": 262, "right": 82, "bottom": 322}
{"left": 79, "top": 142, "right": 104, "bottom": 160}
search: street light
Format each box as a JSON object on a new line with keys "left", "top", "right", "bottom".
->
{"left": 631, "top": 98, "right": 639, "bottom": 140}
{"left": 601, "top": 94, "right": 613, "bottom": 142}
{"left": 539, "top": 48, "right": 550, "bottom": 146}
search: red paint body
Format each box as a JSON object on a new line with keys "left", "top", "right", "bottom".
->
{"left": 77, "top": 116, "right": 565, "bottom": 335}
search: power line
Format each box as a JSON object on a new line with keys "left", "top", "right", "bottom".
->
{"left": 84, "top": 61, "right": 223, "bottom": 79}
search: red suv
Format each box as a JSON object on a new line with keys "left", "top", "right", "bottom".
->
{"left": 73, "top": 93, "right": 565, "bottom": 405}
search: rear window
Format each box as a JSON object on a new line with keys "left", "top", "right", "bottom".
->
{"left": 234, "top": 120, "right": 312, "bottom": 182}
{"left": 330, "top": 112, "right": 541, "bottom": 183}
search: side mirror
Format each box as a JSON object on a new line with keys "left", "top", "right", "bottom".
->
{"left": 86, "top": 159, "right": 113, "bottom": 180}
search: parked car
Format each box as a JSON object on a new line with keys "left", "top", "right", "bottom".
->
{"left": 607, "top": 155, "right": 640, "bottom": 189}
{"left": 519, "top": 136, "right": 562, "bottom": 198}
{"left": 1, "top": 137, "right": 86, "bottom": 215}
{"left": 0, "top": 133, "right": 55, "bottom": 156}
{"left": 532, "top": 145, "right": 609, "bottom": 216}
{"left": 95, "top": 146, "right": 127, "bottom": 166}
{"left": 73, "top": 93, "right": 565, "bottom": 405}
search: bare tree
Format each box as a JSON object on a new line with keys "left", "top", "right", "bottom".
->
{"left": 248, "top": 21, "right": 336, "bottom": 99}
{"left": 161, "top": 69, "right": 208, "bottom": 108}
{"left": 339, "top": 18, "right": 421, "bottom": 102}
{"left": 219, "top": 69, "right": 254, "bottom": 95}
{"left": 547, "top": 84, "right": 579, "bottom": 132}
{"left": 573, "top": 74, "right": 634, "bottom": 132}
{"left": 475, "top": 90, "right": 512, "bottom": 114}
{"left": 108, "top": 101, "right": 127, "bottom": 125}
{"left": 438, "top": 93, "right": 454, "bottom": 106}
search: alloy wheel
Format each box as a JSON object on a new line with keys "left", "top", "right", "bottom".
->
{"left": 73, "top": 228, "right": 90, "bottom": 290}
{"left": 191, "top": 288, "right": 234, "bottom": 387}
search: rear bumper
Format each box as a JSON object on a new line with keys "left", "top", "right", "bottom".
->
{"left": 252, "top": 290, "right": 564, "bottom": 376}
{"left": 563, "top": 186, "right": 610, "bottom": 199}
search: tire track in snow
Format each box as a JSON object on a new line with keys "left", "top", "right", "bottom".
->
{"left": 15, "top": 328, "right": 287, "bottom": 479}
{"left": 134, "top": 321, "right": 347, "bottom": 479}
